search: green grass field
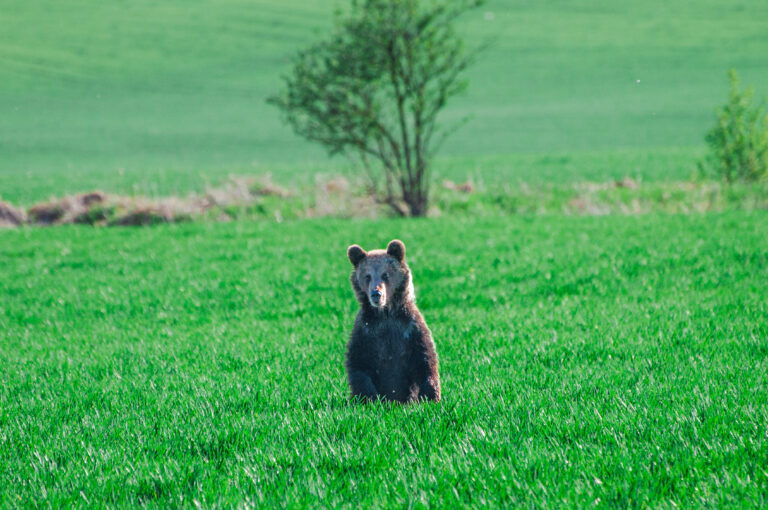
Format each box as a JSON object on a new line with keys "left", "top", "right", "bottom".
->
{"left": 3, "top": 0, "right": 768, "bottom": 507}
{"left": 2, "top": 0, "right": 768, "bottom": 204}
{"left": 1, "top": 214, "right": 767, "bottom": 506}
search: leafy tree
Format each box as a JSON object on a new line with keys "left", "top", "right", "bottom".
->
{"left": 269, "top": 0, "right": 484, "bottom": 216}
{"left": 700, "top": 70, "right": 768, "bottom": 183}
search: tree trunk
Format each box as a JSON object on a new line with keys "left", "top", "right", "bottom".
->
{"left": 404, "top": 193, "right": 428, "bottom": 217}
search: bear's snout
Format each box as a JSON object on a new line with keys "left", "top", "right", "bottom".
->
{"left": 369, "top": 284, "right": 388, "bottom": 308}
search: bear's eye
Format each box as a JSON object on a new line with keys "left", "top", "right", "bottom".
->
{"left": 365, "top": 274, "right": 372, "bottom": 283}
{"left": 381, "top": 272, "right": 389, "bottom": 282}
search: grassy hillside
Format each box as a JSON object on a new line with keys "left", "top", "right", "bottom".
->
{"left": 1, "top": 214, "right": 767, "bottom": 506}
{"left": 2, "top": 0, "right": 768, "bottom": 204}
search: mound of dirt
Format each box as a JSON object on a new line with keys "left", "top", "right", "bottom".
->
{"left": 0, "top": 200, "right": 26, "bottom": 227}
{"left": 28, "top": 191, "right": 108, "bottom": 225}
{"left": 442, "top": 180, "right": 475, "bottom": 193}
{"left": 111, "top": 204, "right": 176, "bottom": 226}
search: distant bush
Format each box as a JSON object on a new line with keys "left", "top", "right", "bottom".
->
{"left": 700, "top": 70, "right": 768, "bottom": 183}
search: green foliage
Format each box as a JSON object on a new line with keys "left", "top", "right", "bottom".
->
{"left": 701, "top": 70, "right": 768, "bottom": 183}
{"left": 1, "top": 214, "right": 768, "bottom": 506}
{"left": 269, "top": 0, "right": 484, "bottom": 216}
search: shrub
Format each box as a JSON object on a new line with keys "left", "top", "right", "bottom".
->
{"left": 700, "top": 70, "right": 768, "bottom": 183}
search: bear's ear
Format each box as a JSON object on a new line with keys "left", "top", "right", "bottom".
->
{"left": 386, "top": 239, "right": 405, "bottom": 262}
{"left": 347, "top": 245, "right": 367, "bottom": 266}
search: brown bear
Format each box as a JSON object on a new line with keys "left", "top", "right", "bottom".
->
{"left": 345, "top": 239, "right": 441, "bottom": 403}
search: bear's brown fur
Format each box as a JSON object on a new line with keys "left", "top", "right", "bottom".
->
{"left": 345, "top": 239, "right": 440, "bottom": 403}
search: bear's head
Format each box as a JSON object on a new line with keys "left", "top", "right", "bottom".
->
{"left": 347, "top": 239, "right": 414, "bottom": 311}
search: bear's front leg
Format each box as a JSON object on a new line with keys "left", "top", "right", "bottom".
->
{"left": 348, "top": 368, "right": 378, "bottom": 402}
{"left": 408, "top": 330, "right": 441, "bottom": 402}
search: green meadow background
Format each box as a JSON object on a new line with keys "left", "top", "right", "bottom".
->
{"left": 2, "top": 0, "right": 768, "bottom": 507}
{"left": 2, "top": 0, "right": 768, "bottom": 204}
